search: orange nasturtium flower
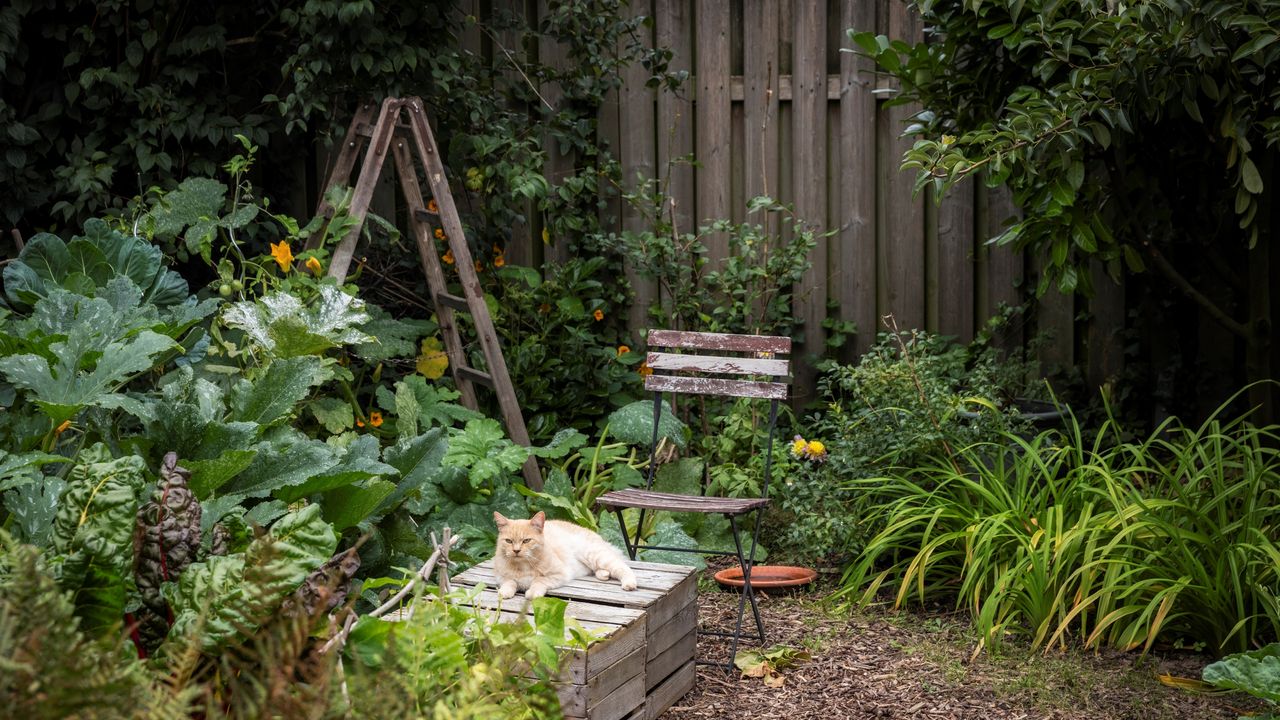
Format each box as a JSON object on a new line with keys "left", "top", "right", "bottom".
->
{"left": 435, "top": 228, "right": 446, "bottom": 240}
{"left": 369, "top": 411, "right": 384, "bottom": 428}
{"left": 617, "top": 345, "right": 630, "bottom": 356}
{"left": 54, "top": 420, "right": 72, "bottom": 436}
{"left": 356, "top": 418, "right": 366, "bottom": 428}
{"left": 270, "top": 241, "right": 294, "bottom": 271}
{"left": 493, "top": 255, "right": 506, "bottom": 268}
{"left": 427, "top": 198, "right": 439, "bottom": 213}
{"left": 305, "top": 256, "right": 323, "bottom": 277}
{"left": 592, "top": 309, "right": 604, "bottom": 322}
{"left": 442, "top": 250, "right": 455, "bottom": 265}
{"left": 475, "top": 260, "right": 484, "bottom": 272}
{"left": 638, "top": 362, "right": 653, "bottom": 377}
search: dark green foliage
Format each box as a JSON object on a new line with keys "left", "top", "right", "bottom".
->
{"left": 0, "top": 537, "right": 157, "bottom": 719}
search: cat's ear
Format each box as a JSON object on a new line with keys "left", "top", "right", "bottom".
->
{"left": 494, "top": 511, "right": 509, "bottom": 528}
{"left": 530, "top": 511, "right": 545, "bottom": 530}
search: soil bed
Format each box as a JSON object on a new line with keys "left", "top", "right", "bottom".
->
{"left": 659, "top": 576, "right": 1263, "bottom": 720}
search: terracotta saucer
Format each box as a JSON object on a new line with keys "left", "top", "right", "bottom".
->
{"left": 713, "top": 565, "right": 817, "bottom": 589}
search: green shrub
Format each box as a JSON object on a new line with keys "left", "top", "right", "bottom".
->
{"left": 839, "top": 397, "right": 1280, "bottom": 655}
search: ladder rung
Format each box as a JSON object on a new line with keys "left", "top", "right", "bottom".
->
{"left": 436, "top": 292, "right": 470, "bottom": 312}
{"left": 456, "top": 366, "right": 495, "bottom": 388}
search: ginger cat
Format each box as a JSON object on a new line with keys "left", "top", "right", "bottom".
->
{"left": 493, "top": 511, "right": 638, "bottom": 599}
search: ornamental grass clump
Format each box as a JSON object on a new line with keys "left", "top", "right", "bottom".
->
{"left": 840, "top": 394, "right": 1280, "bottom": 656}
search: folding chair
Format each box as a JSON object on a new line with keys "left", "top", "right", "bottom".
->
{"left": 596, "top": 329, "right": 790, "bottom": 670}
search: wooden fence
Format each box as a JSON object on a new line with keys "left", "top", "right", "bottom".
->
{"left": 362, "top": 0, "right": 1129, "bottom": 403}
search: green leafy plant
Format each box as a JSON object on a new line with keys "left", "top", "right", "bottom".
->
{"left": 1203, "top": 643, "right": 1280, "bottom": 717}
{"left": 839, "top": 395, "right": 1280, "bottom": 656}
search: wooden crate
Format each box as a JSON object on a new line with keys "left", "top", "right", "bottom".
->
{"left": 453, "top": 559, "right": 698, "bottom": 719}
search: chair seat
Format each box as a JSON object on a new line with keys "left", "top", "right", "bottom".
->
{"left": 597, "top": 488, "right": 769, "bottom": 516}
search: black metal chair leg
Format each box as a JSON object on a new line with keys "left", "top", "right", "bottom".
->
{"left": 726, "top": 514, "right": 767, "bottom": 670}
{"left": 615, "top": 509, "right": 637, "bottom": 560}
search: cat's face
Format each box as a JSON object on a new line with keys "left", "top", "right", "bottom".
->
{"left": 494, "top": 511, "right": 545, "bottom": 561}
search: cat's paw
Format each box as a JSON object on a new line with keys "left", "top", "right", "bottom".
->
{"left": 498, "top": 582, "right": 517, "bottom": 599}
{"left": 526, "top": 585, "right": 547, "bottom": 599}
{"left": 620, "top": 579, "right": 637, "bottom": 591}
{"left": 595, "top": 569, "right": 611, "bottom": 580}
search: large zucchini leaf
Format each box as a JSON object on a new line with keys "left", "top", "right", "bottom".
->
{"left": 0, "top": 291, "right": 178, "bottom": 424}
{"left": 606, "top": 399, "right": 688, "bottom": 450}
{"left": 1203, "top": 643, "right": 1280, "bottom": 705}
{"left": 2, "top": 219, "right": 190, "bottom": 310}
{"left": 222, "top": 285, "right": 372, "bottom": 358}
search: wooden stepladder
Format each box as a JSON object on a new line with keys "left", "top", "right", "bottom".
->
{"left": 309, "top": 97, "right": 542, "bottom": 490}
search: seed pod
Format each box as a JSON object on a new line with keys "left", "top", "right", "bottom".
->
{"left": 133, "top": 452, "right": 202, "bottom": 616}
{"left": 282, "top": 547, "right": 362, "bottom": 619}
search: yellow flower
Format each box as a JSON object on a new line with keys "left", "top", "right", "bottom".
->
{"left": 617, "top": 345, "right": 630, "bottom": 356}
{"left": 270, "top": 241, "right": 293, "bottom": 271}
{"left": 369, "top": 411, "right": 384, "bottom": 428}
{"left": 941, "top": 134, "right": 956, "bottom": 146}
{"left": 54, "top": 420, "right": 72, "bottom": 436}
{"left": 442, "top": 250, "right": 455, "bottom": 265}
{"left": 435, "top": 228, "right": 446, "bottom": 241}
{"left": 427, "top": 199, "right": 439, "bottom": 213}
{"left": 638, "top": 362, "right": 653, "bottom": 377}
{"left": 305, "top": 256, "right": 323, "bottom": 277}
{"left": 593, "top": 309, "right": 604, "bottom": 322}
{"left": 541, "top": 227, "right": 550, "bottom": 244}
{"left": 493, "top": 255, "right": 506, "bottom": 268}
{"left": 807, "top": 440, "right": 826, "bottom": 457}
{"left": 790, "top": 436, "right": 808, "bottom": 457}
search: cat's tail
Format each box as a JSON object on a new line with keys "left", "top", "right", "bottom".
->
{"left": 590, "top": 548, "right": 638, "bottom": 591}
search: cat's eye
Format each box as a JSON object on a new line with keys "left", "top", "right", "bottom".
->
{"left": 504, "top": 539, "right": 512, "bottom": 544}
{"left": 521, "top": 539, "right": 531, "bottom": 544}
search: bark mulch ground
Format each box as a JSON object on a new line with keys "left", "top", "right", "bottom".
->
{"left": 659, "top": 578, "right": 1263, "bottom": 720}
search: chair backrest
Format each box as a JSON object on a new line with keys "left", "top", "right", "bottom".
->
{"left": 644, "top": 330, "right": 791, "bottom": 398}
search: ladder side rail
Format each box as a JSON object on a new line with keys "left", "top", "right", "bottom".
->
{"left": 389, "top": 139, "right": 480, "bottom": 410}
{"left": 403, "top": 99, "right": 543, "bottom": 491}
{"left": 327, "top": 98, "right": 402, "bottom": 282}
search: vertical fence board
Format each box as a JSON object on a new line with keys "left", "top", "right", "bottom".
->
{"left": 985, "top": 183, "right": 1024, "bottom": 347}
{"left": 792, "top": 0, "right": 828, "bottom": 399}
{"left": 882, "top": 0, "right": 924, "bottom": 331}
{"left": 696, "top": 0, "right": 732, "bottom": 262}
{"left": 743, "top": 0, "right": 780, "bottom": 214}
{"left": 937, "top": 182, "right": 974, "bottom": 343}
{"left": 538, "top": 0, "right": 571, "bottom": 265}
{"left": 1034, "top": 255, "right": 1075, "bottom": 371}
{"left": 839, "top": 0, "right": 878, "bottom": 356}
{"left": 620, "top": 0, "right": 658, "bottom": 340}
{"left": 1088, "top": 262, "right": 1125, "bottom": 387}
{"left": 656, "top": 0, "right": 695, "bottom": 238}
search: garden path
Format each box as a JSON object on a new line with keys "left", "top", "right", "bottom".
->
{"left": 660, "top": 580, "right": 1262, "bottom": 720}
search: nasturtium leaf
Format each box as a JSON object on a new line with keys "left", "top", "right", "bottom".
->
{"left": 309, "top": 396, "right": 355, "bottom": 434}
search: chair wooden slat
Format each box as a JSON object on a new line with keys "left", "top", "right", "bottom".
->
{"left": 646, "top": 329, "right": 790, "bottom": 354}
{"left": 643, "top": 374, "right": 788, "bottom": 400}
{"left": 645, "top": 352, "right": 789, "bottom": 377}
{"left": 597, "top": 489, "right": 769, "bottom": 516}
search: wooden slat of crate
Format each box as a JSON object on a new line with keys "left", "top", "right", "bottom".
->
{"left": 647, "top": 630, "right": 695, "bottom": 694}
{"left": 556, "top": 645, "right": 644, "bottom": 717}
{"left": 641, "top": 660, "right": 696, "bottom": 720}
{"left": 454, "top": 561, "right": 697, "bottom": 630}
{"left": 446, "top": 593, "right": 646, "bottom": 686}
{"left": 586, "top": 673, "right": 647, "bottom": 720}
